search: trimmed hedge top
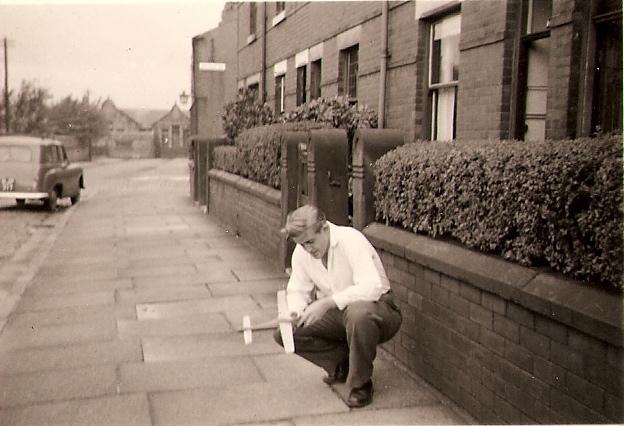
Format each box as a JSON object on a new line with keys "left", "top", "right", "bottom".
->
{"left": 374, "top": 135, "right": 623, "bottom": 291}
{"left": 213, "top": 121, "right": 331, "bottom": 189}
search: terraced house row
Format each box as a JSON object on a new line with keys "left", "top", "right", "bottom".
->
{"left": 189, "top": 0, "right": 621, "bottom": 142}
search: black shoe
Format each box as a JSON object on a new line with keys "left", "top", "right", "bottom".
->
{"left": 322, "top": 359, "right": 349, "bottom": 385}
{"left": 346, "top": 380, "right": 373, "bottom": 408}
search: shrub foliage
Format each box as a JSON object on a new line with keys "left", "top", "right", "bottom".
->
{"left": 374, "top": 135, "right": 623, "bottom": 290}
{"left": 282, "top": 96, "right": 377, "bottom": 141}
{"left": 221, "top": 89, "right": 274, "bottom": 143}
{"left": 213, "top": 121, "right": 331, "bottom": 189}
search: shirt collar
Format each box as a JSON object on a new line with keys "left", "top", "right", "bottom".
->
{"left": 327, "top": 221, "right": 340, "bottom": 249}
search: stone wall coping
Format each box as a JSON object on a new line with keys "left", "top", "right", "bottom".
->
{"left": 364, "top": 222, "right": 623, "bottom": 347}
{"left": 208, "top": 169, "right": 280, "bottom": 206}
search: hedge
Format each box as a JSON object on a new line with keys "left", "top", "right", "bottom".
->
{"left": 213, "top": 121, "right": 331, "bottom": 189}
{"left": 374, "top": 135, "right": 623, "bottom": 290}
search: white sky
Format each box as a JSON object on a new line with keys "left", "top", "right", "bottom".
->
{"left": 0, "top": 1, "right": 226, "bottom": 110}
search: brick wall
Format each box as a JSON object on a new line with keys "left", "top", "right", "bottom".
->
{"left": 364, "top": 223, "right": 623, "bottom": 424}
{"left": 99, "top": 132, "right": 155, "bottom": 159}
{"left": 207, "top": 170, "right": 282, "bottom": 267}
{"left": 456, "top": 0, "right": 517, "bottom": 140}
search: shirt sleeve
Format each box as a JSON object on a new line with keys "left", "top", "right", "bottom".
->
{"left": 286, "top": 245, "right": 315, "bottom": 317}
{"left": 331, "top": 230, "right": 388, "bottom": 310}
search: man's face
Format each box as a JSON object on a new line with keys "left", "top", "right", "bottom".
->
{"left": 293, "top": 224, "right": 330, "bottom": 259}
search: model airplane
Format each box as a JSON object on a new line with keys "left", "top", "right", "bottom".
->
{"left": 241, "top": 290, "right": 295, "bottom": 353}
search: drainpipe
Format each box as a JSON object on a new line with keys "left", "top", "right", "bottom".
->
{"left": 378, "top": 2, "right": 389, "bottom": 128}
{"left": 261, "top": 2, "right": 267, "bottom": 103}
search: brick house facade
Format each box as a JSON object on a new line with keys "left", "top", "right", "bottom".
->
{"left": 191, "top": 0, "right": 621, "bottom": 142}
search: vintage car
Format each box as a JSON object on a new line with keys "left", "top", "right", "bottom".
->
{"left": 0, "top": 135, "right": 84, "bottom": 211}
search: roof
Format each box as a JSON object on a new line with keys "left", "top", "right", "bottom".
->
{"left": 123, "top": 108, "right": 169, "bottom": 129}
{"left": 0, "top": 135, "right": 62, "bottom": 147}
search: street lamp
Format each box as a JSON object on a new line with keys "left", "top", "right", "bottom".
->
{"left": 179, "top": 91, "right": 190, "bottom": 106}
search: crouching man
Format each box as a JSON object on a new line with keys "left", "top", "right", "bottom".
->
{"left": 274, "top": 205, "right": 402, "bottom": 408}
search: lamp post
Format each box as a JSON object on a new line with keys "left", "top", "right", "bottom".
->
{"left": 3, "top": 37, "right": 13, "bottom": 133}
{"left": 179, "top": 91, "right": 190, "bottom": 106}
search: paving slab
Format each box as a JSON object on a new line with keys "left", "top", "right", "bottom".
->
{"left": 142, "top": 332, "right": 281, "bottom": 362}
{"left": 0, "top": 339, "right": 142, "bottom": 375}
{"left": 0, "top": 320, "right": 117, "bottom": 352}
{"left": 117, "top": 285, "right": 211, "bottom": 305}
{"left": 122, "top": 256, "right": 196, "bottom": 269}
{"left": 132, "top": 273, "right": 210, "bottom": 288}
{"left": 208, "top": 278, "right": 286, "bottom": 297}
{"left": 35, "top": 262, "right": 119, "bottom": 278}
{"left": 0, "top": 365, "right": 117, "bottom": 408}
{"left": 118, "top": 263, "right": 198, "bottom": 279}
{"left": 30, "top": 269, "right": 120, "bottom": 285}
{"left": 5, "top": 304, "right": 136, "bottom": 329}
{"left": 119, "top": 357, "right": 263, "bottom": 393}
{"left": 136, "top": 294, "right": 258, "bottom": 320}
{"left": 253, "top": 353, "right": 326, "bottom": 386}
{"left": 118, "top": 312, "right": 230, "bottom": 338}
{"left": 15, "top": 291, "right": 114, "bottom": 312}
{"left": 0, "top": 393, "right": 152, "bottom": 426}
{"left": 232, "top": 267, "right": 289, "bottom": 281}
{"left": 293, "top": 405, "right": 470, "bottom": 425}
{"left": 26, "top": 278, "right": 132, "bottom": 296}
{"left": 126, "top": 246, "right": 189, "bottom": 260}
{"left": 149, "top": 381, "right": 349, "bottom": 425}
{"left": 41, "top": 254, "right": 117, "bottom": 266}
{"left": 329, "top": 358, "right": 441, "bottom": 410}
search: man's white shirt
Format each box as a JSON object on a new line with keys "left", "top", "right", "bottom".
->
{"left": 286, "top": 222, "right": 390, "bottom": 316}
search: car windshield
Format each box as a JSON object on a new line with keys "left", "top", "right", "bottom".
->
{"left": 0, "top": 146, "right": 32, "bottom": 162}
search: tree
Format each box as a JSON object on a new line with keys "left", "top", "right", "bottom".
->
{"left": 47, "top": 93, "right": 107, "bottom": 144}
{"left": 9, "top": 81, "right": 50, "bottom": 135}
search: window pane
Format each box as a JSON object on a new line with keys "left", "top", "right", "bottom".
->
{"left": 348, "top": 47, "right": 358, "bottom": 98}
{"left": 339, "top": 45, "right": 358, "bottom": 98}
{"left": 592, "top": 18, "right": 623, "bottom": 133}
{"left": 250, "top": 3, "right": 257, "bottom": 35}
{"left": 275, "top": 75, "right": 285, "bottom": 113}
{"left": 524, "top": 37, "right": 549, "bottom": 141}
{"left": 310, "top": 60, "right": 322, "bottom": 99}
{"left": 0, "top": 146, "right": 32, "bottom": 162}
{"left": 527, "top": 0, "right": 552, "bottom": 34}
{"left": 432, "top": 15, "right": 460, "bottom": 84}
{"left": 297, "top": 66, "right": 307, "bottom": 106}
{"left": 434, "top": 86, "right": 456, "bottom": 141}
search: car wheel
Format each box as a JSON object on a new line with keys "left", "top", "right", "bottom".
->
{"left": 15, "top": 199, "right": 25, "bottom": 207}
{"left": 45, "top": 189, "right": 58, "bottom": 212}
{"left": 70, "top": 190, "right": 81, "bottom": 205}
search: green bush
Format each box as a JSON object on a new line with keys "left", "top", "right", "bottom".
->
{"left": 213, "top": 145, "right": 238, "bottom": 175}
{"left": 282, "top": 96, "right": 377, "bottom": 141}
{"left": 221, "top": 89, "right": 275, "bottom": 144}
{"left": 213, "top": 121, "right": 331, "bottom": 189}
{"left": 374, "top": 135, "right": 623, "bottom": 291}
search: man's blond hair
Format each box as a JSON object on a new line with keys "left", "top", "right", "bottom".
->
{"left": 281, "top": 204, "right": 326, "bottom": 238}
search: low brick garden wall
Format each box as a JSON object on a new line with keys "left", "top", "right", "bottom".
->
{"left": 202, "top": 164, "right": 622, "bottom": 424}
{"left": 207, "top": 170, "right": 282, "bottom": 267}
{"left": 364, "top": 223, "right": 623, "bottom": 424}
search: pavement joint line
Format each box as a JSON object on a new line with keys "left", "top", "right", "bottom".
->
{"left": 0, "top": 198, "right": 83, "bottom": 335}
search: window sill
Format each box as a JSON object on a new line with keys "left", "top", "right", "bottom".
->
{"left": 246, "top": 34, "right": 256, "bottom": 45}
{"left": 272, "top": 11, "right": 286, "bottom": 27}
{"left": 428, "top": 81, "right": 458, "bottom": 90}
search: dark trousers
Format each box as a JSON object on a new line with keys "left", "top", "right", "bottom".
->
{"left": 274, "top": 292, "right": 402, "bottom": 389}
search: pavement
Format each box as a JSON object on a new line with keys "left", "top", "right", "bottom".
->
{"left": 0, "top": 158, "right": 474, "bottom": 425}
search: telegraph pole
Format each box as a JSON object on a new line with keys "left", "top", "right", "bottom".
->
{"left": 3, "top": 37, "right": 9, "bottom": 133}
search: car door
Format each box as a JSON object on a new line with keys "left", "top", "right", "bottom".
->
{"left": 57, "top": 145, "right": 80, "bottom": 196}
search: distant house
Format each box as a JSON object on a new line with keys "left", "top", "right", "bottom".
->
{"left": 101, "top": 99, "right": 142, "bottom": 132}
{"left": 98, "top": 99, "right": 189, "bottom": 158}
{"left": 152, "top": 104, "right": 191, "bottom": 158}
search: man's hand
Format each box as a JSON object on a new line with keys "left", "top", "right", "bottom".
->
{"left": 298, "top": 297, "right": 336, "bottom": 327}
